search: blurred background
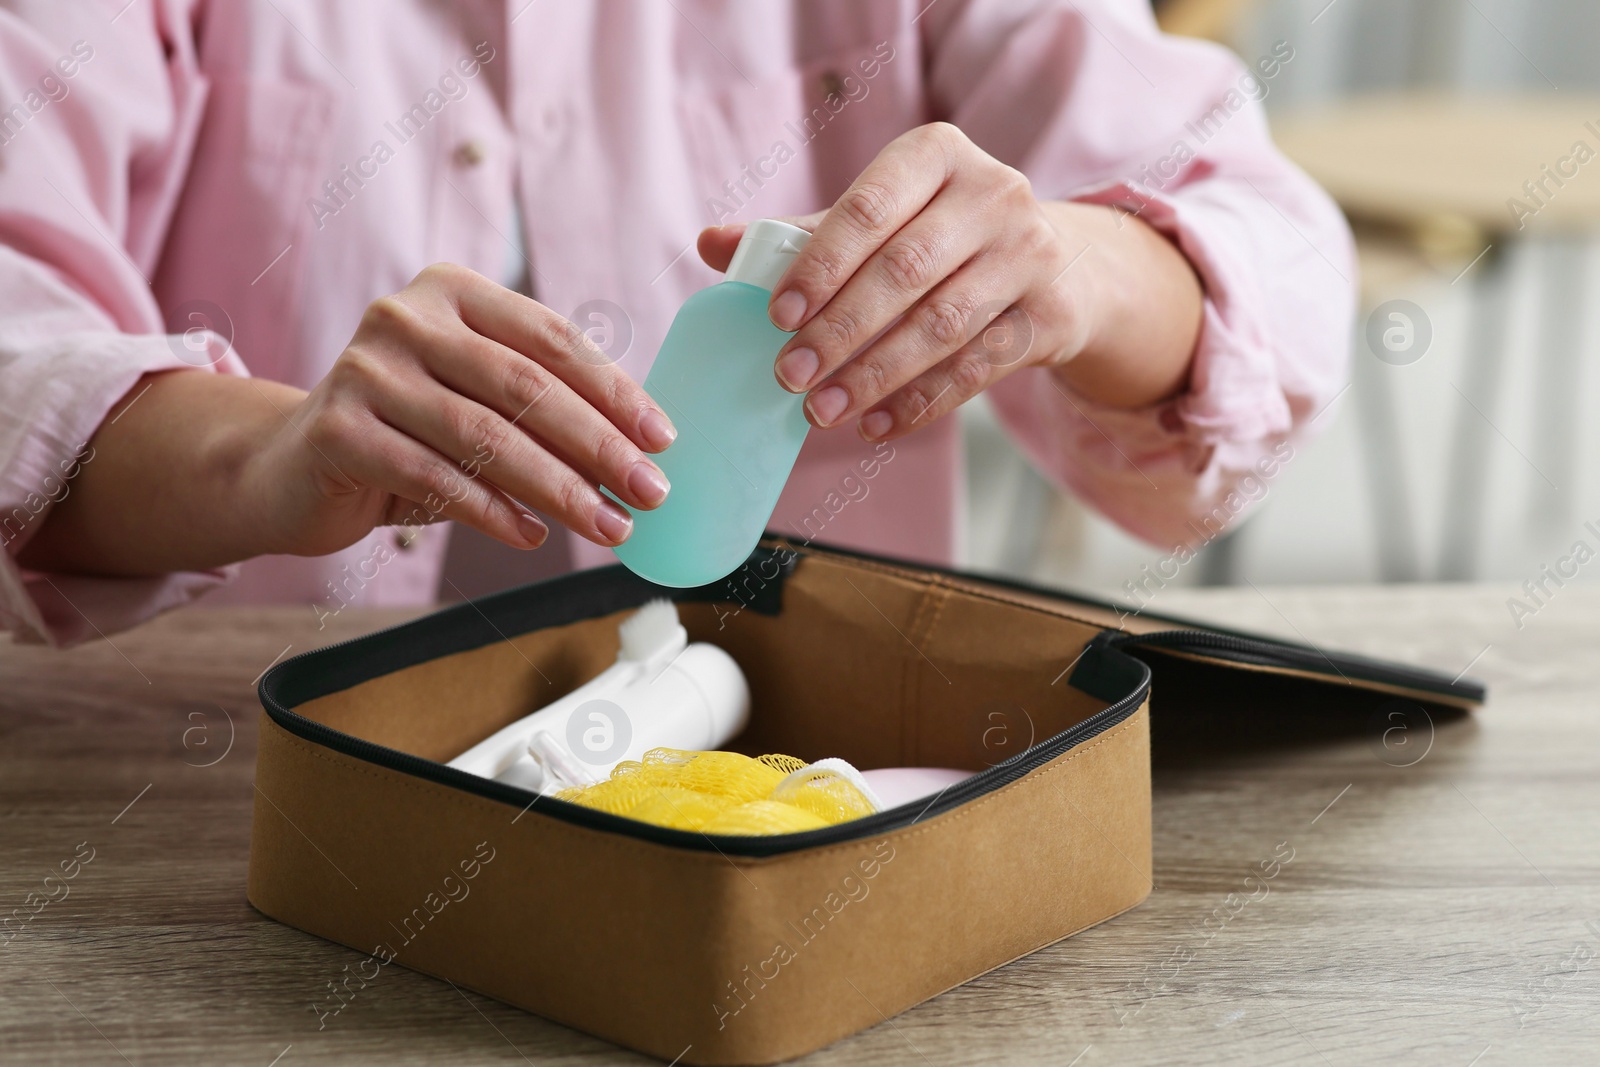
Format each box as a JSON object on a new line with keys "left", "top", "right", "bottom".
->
{"left": 963, "top": 0, "right": 1600, "bottom": 605}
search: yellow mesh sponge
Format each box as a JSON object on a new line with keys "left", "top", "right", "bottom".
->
{"left": 756, "top": 753, "right": 808, "bottom": 775}
{"left": 554, "top": 776, "right": 666, "bottom": 817}
{"left": 557, "top": 748, "right": 879, "bottom": 835}
{"left": 624, "top": 787, "right": 734, "bottom": 831}
{"left": 640, "top": 749, "right": 786, "bottom": 803}
{"left": 771, "top": 765, "right": 880, "bottom": 824}
{"left": 702, "top": 800, "right": 829, "bottom": 835}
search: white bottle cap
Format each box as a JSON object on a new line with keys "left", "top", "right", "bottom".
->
{"left": 724, "top": 219, "right": 812, "bottom": 292}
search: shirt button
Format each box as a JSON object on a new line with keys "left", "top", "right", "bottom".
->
{"left": 394, "top": 527, "right": 421, "bottom": 552}
{"left": 820, "top": 70, "right": 845, "bottom": 99}
{"left": 453, "top": 139, "right": 487, "bottom": 167}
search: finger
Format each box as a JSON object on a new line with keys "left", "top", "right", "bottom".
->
{"left": 418, "top": 321, "right": 671, "bottom": 512}
{"left": 381, "top": 500, "right": 454, "bottom": 531}
{"left": 452, "top": 275, "right": 678, "bottom": 453}
{"left": 697, "top": 224, "right": 745, "bottom": 273}
{"left": 767, "top": 124, "right": 963, "bottom": 333}
{"left": 697, "top": 210, "right": 827, "bottom": 273}
{"left": 371, "top": 368, "right": 639, "bottom": 546}
{"left": 803, "top": 256, "right": 1025, "bottom": 429}
{"left": 773, "top": 194, "right": 988, "bottom": 395}
{"left": 341, "top": 416, "right": 550, "bottom": 551}
{"left": 856, "top": 304, "right": 1038, "bottom": 442}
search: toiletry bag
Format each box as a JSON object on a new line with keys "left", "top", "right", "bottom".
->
{"left": 250, "top": 537, "right": 1484, "bottom": 1065}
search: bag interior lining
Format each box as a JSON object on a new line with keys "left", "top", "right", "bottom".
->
{"left": 296, "top": 553, "right": 1113, "bottom": 773}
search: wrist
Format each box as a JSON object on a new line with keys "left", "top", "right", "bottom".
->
{"left": 1037, "top": 200, "right": 1113, "bottom": 370}
{"left": 16, "top": 370, "right": 311, "bottom": 577}
{"left": 228, "top": 380, "right": 314, "bottom": 558}
{"left": 1038, "top": 199, "right": 1201, "bottom": 409}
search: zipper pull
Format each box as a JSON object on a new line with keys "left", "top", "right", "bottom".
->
{"left": 1066, "top": 631, "right": 1151, "bottom": 703}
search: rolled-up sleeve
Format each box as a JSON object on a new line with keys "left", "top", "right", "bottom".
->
{"left": 0, "top": 3, "right": 246, "bottom": 646}
{"left": 920, "top": 0, "right": 1354, "bottom": 550}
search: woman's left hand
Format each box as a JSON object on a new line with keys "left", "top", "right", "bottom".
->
{"left": 697, "top": 121, "right": 1202, "bottom": 442}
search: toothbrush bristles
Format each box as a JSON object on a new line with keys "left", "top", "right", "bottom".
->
{"left": 618, "top": 598, "right": 684, "bottom": 661}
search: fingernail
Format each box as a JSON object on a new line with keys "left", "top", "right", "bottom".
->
{"left": 626, "top": 461, "right": 670, "bottom": 507}
{"left": 640, "top": 408, "right": 677, "bottom": 451}
{"left": 516, "top": 511, "right": 549, "bottom": 549}
{"left": 859, "top": 410, "right": 893, "bottom": 441}
{"left": 595, "top": 500, "right": 633, "bottom": 545}
{"left": 807, "top": 385, "right": 848, "bottom": 427}
{"left": 770, "top": 289, "right": 808, "bottom": 331}
{"left": 776, "top": 346, "right": 818, "bottom": 392}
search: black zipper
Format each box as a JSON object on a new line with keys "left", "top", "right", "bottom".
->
{"left": 1106, "top": 628, "right": 1486, "bottom": 703}
{"left": 772, "top": 538, "right": 1486, "bottom": 704}
{"left": 261, "top": 649, "right": 1149, "bottom": 859}
{"left": 766, "top": 539, "right": 1487, "bottom": 710}
{"left": 257, "top": 558, "right": 1154, "bottom": 859}
{"left": 259, "top": 540, "right": 1482, "bottom": 860}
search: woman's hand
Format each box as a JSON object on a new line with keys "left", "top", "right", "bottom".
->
{"left": 697, "top": 122, "right": 1203, "bottom": 441}
{"left": 254, "top": 263, "right": 676, "bottom": 557}
{"left": 20, "top": 264, "right": 677, "bottom": 578}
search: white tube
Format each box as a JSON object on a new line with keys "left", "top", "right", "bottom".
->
{"left": 447, "top": 642, "right": 750, "bottom": 794}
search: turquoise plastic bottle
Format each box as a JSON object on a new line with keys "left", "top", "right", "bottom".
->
{"left": 614, "top": 220, "right": 812, "bottom": 587}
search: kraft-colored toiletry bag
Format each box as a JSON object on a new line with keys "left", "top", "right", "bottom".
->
{"left": 250, "top": 537, "right": 1484, "bottom": 1065}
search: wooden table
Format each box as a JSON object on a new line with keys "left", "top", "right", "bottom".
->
{"left": 1272, "top": 93, "right": 1600, "bottom": 239}
{"left": 3, "top": 585, "right": 1597, "bottom": 1065}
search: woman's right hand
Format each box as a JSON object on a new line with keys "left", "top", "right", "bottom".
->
{"left": 251, "top": 262, "right": 675, "bottom": 558}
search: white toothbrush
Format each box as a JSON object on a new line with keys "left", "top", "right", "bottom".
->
{"left": 446, "top": 599, "right": 750, "bottom": 794}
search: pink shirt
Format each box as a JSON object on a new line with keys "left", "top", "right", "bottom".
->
{"left": 0, "top": 0, "right": 1353, "bottom": 646}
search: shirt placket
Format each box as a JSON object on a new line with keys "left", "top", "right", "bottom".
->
{"left": 506, "top": 4, "right": 610, "bottom": 324}
{"left": 427, "top": 51, "right": 515, "bottom": 285}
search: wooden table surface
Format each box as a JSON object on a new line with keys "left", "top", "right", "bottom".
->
{"left": 3, "top": 584, "right": 1597, "bottom": 1065}
{"left": 1272, "top": 93, "right": 1600, "bottom": 237}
